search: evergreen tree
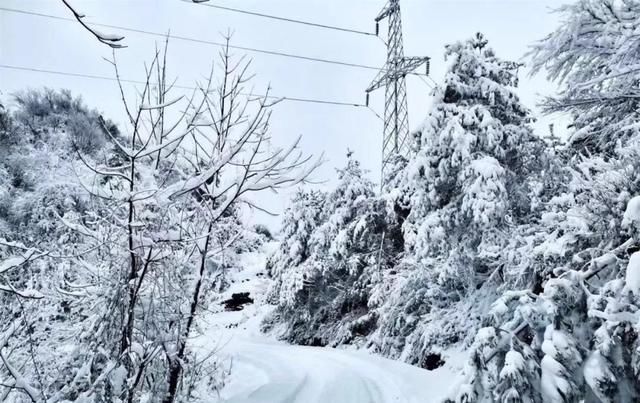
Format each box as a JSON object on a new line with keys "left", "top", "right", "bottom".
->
{"left": 370, "top": 33, "right": 544, "bottom": 364}
{"left": 459, "top": 3, "right": 640, "bottom": 401}
{"left": 268, "top": 154, "right": 397, "bottom": 346}
{"left": 266, "top": 188, "right": 327, "bottom": 305}
{"left": 397, "top": 32, "right": 541, "bottom": 293}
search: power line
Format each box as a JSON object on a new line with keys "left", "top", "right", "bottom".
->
{"left": 417, "top": 75, "right": 435, "bottom": 90}
{"left": 426, "top": 75, "right": 439, "bottom": 87}
{"left": 0, "top": 6, "right": 427, "bottom": 77}
{"left": 0, "top": 63, "right": 372, "bottom": 108}
{"left": 188, "top": 1, "right": 375, "bottom": 37}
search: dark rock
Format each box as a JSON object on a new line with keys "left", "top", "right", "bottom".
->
{"left": 308, "top": 337, "right": 325, "bottom": 347}
{"left": 222, "top": 292, "right": 254, "bottom": 311}
{"left": 421, "top": 353, "right": 445, "bottom": 370}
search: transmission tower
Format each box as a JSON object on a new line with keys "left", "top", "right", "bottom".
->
{"left": 366, "top": 0, "right": 429, "bottom": 183}
{"left": 544, "top": 123, "right": 563, "bottom": 150}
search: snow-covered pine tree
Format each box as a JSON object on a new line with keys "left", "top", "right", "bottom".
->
{"left": 268, "top": 153, "right": 400, "bottom": 346}
{"left": 266, "top": 188, "right": 327, "bottom": 306}
{"left": 371, "top": 33, "right": 544, "bottom": 364}
{"left": 401, "top": 32, "right": 541, "bottom": 291}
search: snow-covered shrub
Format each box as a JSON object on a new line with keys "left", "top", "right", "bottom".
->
{"left": 457, "top": 235, "right": 640, "bottom": 402}
{"left": 0, "top": 90, "right": 121, "bottom": 402}
{"left": 12, "top": 88, "right": 108, "bottom": 155}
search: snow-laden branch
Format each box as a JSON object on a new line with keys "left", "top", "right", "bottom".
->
{"left": 58, "top": 214, "right": 100, "bottom": 240}
{"left": 167, "top": 130, "right": 252, "bottom": 200}
{"left": 140, "top": 95, "right": 183, "bottom": 110}
{"left": 61, "top": 0, "right": 125, "bottom": 48}
{"left": 0, "top": 323, "right": 42, "bottom": 402}
{"left": 0, "top": 250, "right": 36, "bottom": 275}
{"left": 0, "top": 248, "right": 45, "bottom": 299}
{"left": 0, "top": 283, "right": 43, "bottom": 299}
{"left": 132, "top": 129, "right": 191, "bottom": 159}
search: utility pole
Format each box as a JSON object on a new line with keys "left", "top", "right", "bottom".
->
{"left": 366, "top": 0, "right": 430, "bottom": 183}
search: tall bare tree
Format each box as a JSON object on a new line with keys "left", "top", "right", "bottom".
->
{"left": 161, "top": 36, "right": 322, "bottom": 403}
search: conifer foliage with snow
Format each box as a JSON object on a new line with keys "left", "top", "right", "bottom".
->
{"left": 268, "top": 33, "right": 547, "bottom": 366}
{"left": 266, "top": 154, "right": 404, "bottom": 346}
{"left": 454, "top": 1, "right": 640, "bottom": 402}
{"left": 392, "top": 32, "right": 541, "bottom": 294}
{"left": 369, "top": 33, "right": 547, "bottom": 364}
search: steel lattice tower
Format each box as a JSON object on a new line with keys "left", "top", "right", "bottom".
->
{"left": 366, "top": 0, "right": 429, "bottom": 182}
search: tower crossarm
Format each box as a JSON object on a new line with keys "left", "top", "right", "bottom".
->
{"left": 399, "top": 56, "right": 430, "bottom": 76}
{"left": 365, "top": 56, "right": 430, "bottom": 93}
{"left": 365, "top": 68, "right": 390, "bottom": 93}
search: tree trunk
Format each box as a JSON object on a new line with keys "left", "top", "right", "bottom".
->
{"left": 163, "top": 221, "right": 213, "bottom": 403}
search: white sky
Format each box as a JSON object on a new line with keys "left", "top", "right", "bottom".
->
{"left": 0, "top": 0, "right": 569, "bottom": 229}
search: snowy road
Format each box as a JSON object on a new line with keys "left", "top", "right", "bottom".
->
{"left": 196, "top": 245, "right": 461, "bottom": 403}
{"left": 215, "top": 334, "right": 456, "bottom": 403}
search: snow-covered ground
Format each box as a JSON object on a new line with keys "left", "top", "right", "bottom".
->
{"left": 194, "top": 242, "right": 463, "bottom": 403}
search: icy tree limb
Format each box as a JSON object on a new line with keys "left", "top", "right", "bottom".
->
{"left": 61, "top": 0, "right": 125, "bottom": 48}
{"left": 0, "top": 283, "right": 43, "bottom": 300}
{"left": 0, "top": 249, "right": 45, "bottom": 299}
{"left": 0, "top": 324, "right": 41, "bottom": 402}
{"left": 579, "top": 238, "right": 635, "bottom": 280}
{"left": 0, "top": 250, "right": 36, "bottom": 275}
{"left": 588, "top": 309, "right": 639, "bottom": 324}
{"left": 140, "top": 95, "right": 183, "bottom": 110}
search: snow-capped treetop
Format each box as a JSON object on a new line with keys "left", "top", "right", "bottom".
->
{"left": 442, "top": 33, "right": 530, "bottom": 126}
{"left": 330, "top": 154, "right": 375, "bottom": 210}
{"left": 309, "top": 153, "right": 375, "bottom": 259}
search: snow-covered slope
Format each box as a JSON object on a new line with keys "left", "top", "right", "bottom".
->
{"left": 194, "top": 242, "right": 464, "bottom": 403}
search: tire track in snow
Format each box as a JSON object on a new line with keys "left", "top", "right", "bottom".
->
{"left": 217, "top": 338, "right": 451, "bottom": 403}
